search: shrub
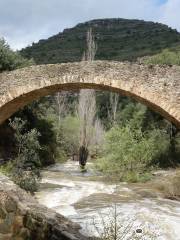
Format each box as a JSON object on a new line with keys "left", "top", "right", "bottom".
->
{"left": 123, "top": 171, "right": 152, "bottom": 183}
{"left": 51, "top": 115, "right": 80, "bottom": 161}
{"left": 143, "top": 49, "right": 180, "bottom": 65}
{"left": 0, "top": 161, "right": 13, "bottom": 175}
{"left": 54, "top": 147, "right": 67, "bottom": 163}
{"left": 0, "top": 38, "right": 34, "bottom": 72}
{"left": 9, "top": 118, "right": 41, "bottom": 193}
{"left": 91, "top": 204, "right": 161, "bottom": 239}
{"left": 95, "top": 124, "right": 170, "bottom": 183}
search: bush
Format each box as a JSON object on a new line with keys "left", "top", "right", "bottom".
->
{"left": 91, "top": 204, "right": 161, "bottom": 239}
{"left": 14, "top": 102, "right": 58, "bottom": 166}
{"left": 0, "top": 161, "right": 13, "bottom": 175}
{"left": 9, "top": 118, "right": 41, "bottom": 193}
{"left": 143, "top": 49, "right": 180, "bottom": 65}
{"left": 51, "top": 115, "right": 80, "bottom": 160}
{"left": 123, "top": 171, "right": 152, "bottom": 183}
{"left": 12, "top": 170, "right": 40, "bottom": 193}
{"left": 54, "top": 147, "right": 67, "bottom": 163}
{"left": 0, "top": 38, "right": 34, "bottom": 72}
{"left": 95, "top": 124, "right": 170, "bottom": 183}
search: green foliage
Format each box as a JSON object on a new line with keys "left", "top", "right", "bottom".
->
{"left": 14, "top": 100, "right": 57, "bottom": 166}
{"left": 9, "top": 118, "right": 41, "bottom": 193}
{"left": 0, "top": 161, "right": 13, "bottom": 175}
{"left": 51, "top": 115, "right": 80, "bottom": 160}
{"left": 117, "top": 103, "right": 147, "bottom": 128}
{"left": 95, "top": 123, "right": 170, "bottom": 182}
{"left": 0, "top": 38, "right": 34, "bottom": 72}
{"left": 123, "top": 171, "right": 152, "bottom": 183}
{"left": 54, "top": 148, "right": 67, "bottom": 163}
{"left": 143, "top": 49, "right": 180, "bottom": 65}
{"left": 20, "top": 19, "right": 180, "bottom": 64}
{"left": 1, "top": 19, "right": 179, "bottom": 182}
{"left": 59, "top": 115, "right": 80, "bottom": 155}
{"left": 13, "top": 170, "right": 40, "bottom": 193}
{"left": 97, "top": 92, "right": 180, "bottom": 179}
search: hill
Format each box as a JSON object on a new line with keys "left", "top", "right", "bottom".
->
{"left": 20, "top": 18, "right": 180, "bottom": 64}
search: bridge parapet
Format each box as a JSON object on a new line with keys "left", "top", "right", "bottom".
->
{"left": 0, "top": 61, "right": 179, "bottom": 128}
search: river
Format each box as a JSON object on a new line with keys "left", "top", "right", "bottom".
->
{"left": 35, "top": 161, "right": 180, "bottom": 239}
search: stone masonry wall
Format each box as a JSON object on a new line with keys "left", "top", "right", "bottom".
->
{"left": 0, "top": 61, "right": 179, "bottom": 128}
{"left": 0, "top": 174, "right": 89, "bottom": 240}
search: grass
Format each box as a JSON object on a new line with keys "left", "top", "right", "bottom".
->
{"left": 143, "top": 48, "right": 180, "bottom": 65}
{"left": 94, "top": 159, "right": 153, "bottom": 184}
{"left": 0, "top": 161, "right": 13, "bottom": 175}
{"left": 122, "top": 171, "right": 152, "bottom": 183}
{"left": 54, "top": 148, "right": 68, "bottom": 163}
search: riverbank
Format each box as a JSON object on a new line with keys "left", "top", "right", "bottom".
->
{"left": 1, "top": 160, "right": 179, "bottom": 202}
{"left": 0, "top": 173, "right": 90, "bottom": 240}
{"left": 35, "top": 161, "right": 180, "bottom": 239}
{"left": 146, "top": 168, "right": 180, "bottom": 201}
{"left": 92, "top": 161, "right": 180, "bottom": 201}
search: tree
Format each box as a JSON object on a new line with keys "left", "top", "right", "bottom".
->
{"left": 55, "top": 91, "right": 69, "bottom": 124}
{"left": 54, "top": 115, "right": 80, "bottom": 162}
{"left": 82, "top": 28, "right": 97, "bottom": 61}
{"left": 90, "top": 119, "right": 105, "bottom": 157}
{"left": 167, "top": 123, "right": 179, "bottom": 166}
{"left": 108, "top": 92, "right": 119, "bottom": 125}
{"left": 0, "top": 38, "right": 34, "bottom": 72}
{"left": 54, "top": 91, "right": 69, "bottom": 146}
{"left": 78, "top": 28, "right": 98, "bottom": 169}
{"left": 9, "top": 118, "right": 41, "bottom": 193}
{"left": 78, "top": 89, "right": 96, "bottom": 168}
{"left": 14, "top": 100, "right": 58, "bottom": 166}
{"left": 95, "top": 122, "right": 170, "bottom": 182}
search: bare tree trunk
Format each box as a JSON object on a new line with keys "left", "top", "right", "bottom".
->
{"left": 92, "top": 119, "right": 104, "bottom": 157}
{"left": 56, "top": 92, "right": 66, "bottom": 124}
{"left": 82, "top": 28, "right": 97, "bottom": 62}
{"left": 169, "top": 123, "right": 178, "bottom": 166}
{"left": 79, "top": 146, "right": 89, "bottom": 167}
{"left": 78, "top": 89, "right": 96, "bottom": 168}
{"left": 55, "top": 91, "right": 67, "bottom": 141}
{"left": 78, "top": 28, "right": 97, "bottom": 168}
{"left": 108, "top": 92, "right": 119, "bottom": 125}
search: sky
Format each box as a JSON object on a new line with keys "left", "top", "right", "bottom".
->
{"left": 0, "top": 0, "right": 180, "bottom": 50}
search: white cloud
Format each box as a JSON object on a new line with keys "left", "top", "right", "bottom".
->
{"left": 159, "top": 0, "right": 180, "bottom": 31}
{"left": 0, "top": 0, "right": 179, "bottom": 50}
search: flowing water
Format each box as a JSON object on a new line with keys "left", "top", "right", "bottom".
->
{"left": 35, "top": 161, "right": 180, "bottom": 239}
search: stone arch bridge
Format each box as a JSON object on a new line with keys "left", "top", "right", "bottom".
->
{"left": 0, "top": 61, "right": 179, "bottom": 128}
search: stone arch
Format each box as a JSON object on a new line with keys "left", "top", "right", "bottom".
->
{"left": 0, "top": 61, "right": 179, "bottom": 128}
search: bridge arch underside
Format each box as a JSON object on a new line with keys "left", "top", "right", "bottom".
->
{"left": 0, "top": 83, "right": 179, "bottom": 128}
{"left": 0, "top": 61, "right": 179, "bottom": 128}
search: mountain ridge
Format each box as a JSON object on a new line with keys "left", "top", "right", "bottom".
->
{"left": 20, "top": 18, "right": 180, "bottom": 64}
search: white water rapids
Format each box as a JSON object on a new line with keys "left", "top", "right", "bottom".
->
{"left": 35, "top": 161, "right": 180, "bottom": 239}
